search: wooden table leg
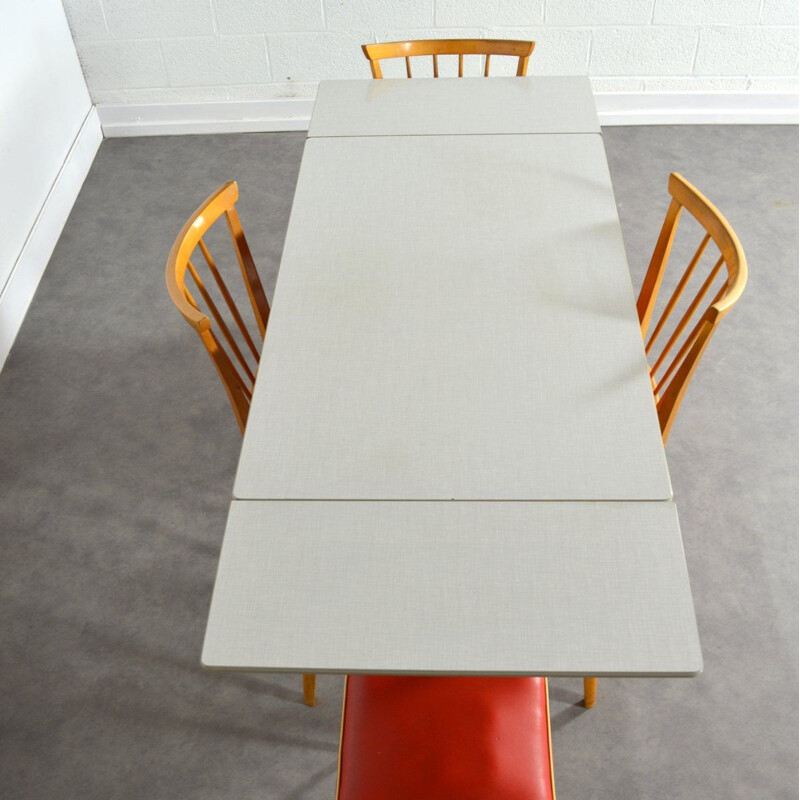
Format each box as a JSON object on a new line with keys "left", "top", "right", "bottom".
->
{"left": 303, "top": 674, "right": 317, "bottom": 706}
{"left": 583, "top": 677, "right": 597, "bottom": 708}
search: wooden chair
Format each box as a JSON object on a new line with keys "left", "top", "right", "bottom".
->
{"left": 361, "top": 39, "right": 534, "bottom": 79}
{"left": 165, "top": 181, "right": 317, "bottom": 707}
{"left": 583, "top": 173, "right": 748, "bottom": 709}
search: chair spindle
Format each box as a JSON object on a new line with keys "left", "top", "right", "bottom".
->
{"left": 645, "top": 232, "right": 712, "bottom": 354}
{"left": 185, "top": 260, "right": 256, "bottom": 386}
{"left": 653, "top": 280, "right": 728, "bottom": 396}
{"left": 198, "top": 238, "right": 261, "bottom": 362}
{"left": 650, "top": 254, "right": 725, "bottom": 375}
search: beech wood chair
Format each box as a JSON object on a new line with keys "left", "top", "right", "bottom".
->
{"left": 361, "top": 39, "right": 535, "bottom": 79}
{"left": 335, "top": 675, "right": 555, "bottom": 800}
{"left": 165, "top": 181, "right": 316, "bottom": 707}
{"left": 583, "top": 172, "right": 748, "bottom": 709}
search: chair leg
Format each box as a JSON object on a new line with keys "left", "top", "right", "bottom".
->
{"left": 303, "top": 674, "right": 316, "bottom": 707}
{"left": 583, "top": 677, "right": 597, "bottom": 708}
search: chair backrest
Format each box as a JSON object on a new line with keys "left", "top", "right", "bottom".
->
{"left": 166, "top": 181, "right": 269, "bottom": 433}
{"left": 638, "top": 173, "right": 747, "bottom": 443}
{"left": 361, "top": 39, "right": 535, "bottom": 79}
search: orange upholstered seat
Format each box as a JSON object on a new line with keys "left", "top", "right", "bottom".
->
{"left": 336, "top": 675, "right": 555, "bottom": 800}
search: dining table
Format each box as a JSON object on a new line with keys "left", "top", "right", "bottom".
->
{"left": 201, "top": 76, "right": 703, "bottom": 679}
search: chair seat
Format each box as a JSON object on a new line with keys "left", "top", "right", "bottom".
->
{"left": 336, "top": 676, "right": 555, "bottom": 800}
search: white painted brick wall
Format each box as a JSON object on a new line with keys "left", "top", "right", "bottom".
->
{"left": 162, "top": 35, "right": 270, "bottom": 86}
{"left": 762, "top": 0, "right": 800, "bottom": 25}
{"left": 328, "top": 0, "right": 434, "bottom": 31}
{"left": 547, "top": 0, "right": 651, "bottom": 26}
{"left": 102, "top": 0, "right": 214, "bottom": 38}
{"left": 61, "top": 0, "right": 799, "bottom": 104}
{"left": 214, "top": 0, "right": 323, "bottom": 34}
{"left": 696, "top": 26, "right": 799, "bottom": 74}
{"left": 436, "top": 0, "right": 544, "bottom": 28}
{"left": 652, "top": 0, "right": 762, "bottom": 25}
{"left": 62, "top": 0, "right": 107, "bottom": 40}
{"left": 268, "top": 32, "right": 372, "bottom": 82}
{"left": 590, "top": 26, "right": 697, "bottom": 75}
{"left": 76, "top": 40, "right": 167, "bottom": 89}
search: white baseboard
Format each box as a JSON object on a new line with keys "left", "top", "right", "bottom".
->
{"left": 596, "top": 91, "right": 799, "bottom": 125}
{"left": 99, "top": 98, "right": 314, "bottom": 137}
{"left": 97, "top": 90, "right": 799, "bottom": 137}
{"left": 0, "top": 107, "right": 103, "bottom": 371}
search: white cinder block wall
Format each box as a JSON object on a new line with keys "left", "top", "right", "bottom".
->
{"left": 62, "top": 0, "right": 798, "bottom": 105}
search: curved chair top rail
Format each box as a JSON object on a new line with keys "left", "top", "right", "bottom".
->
{"left": 666, "top": 172, "right": 747, "bottom": 319}
{"left": 166, "top": 180, "right": 269, "bottom": 336}
{"left": 638, "top": 172, "right": 748, "bottom": 442}
{"left": 166, "top": 181, "right": 239, "bottom": 333}
{"left": 362, "top": 39, "right": 535, "bottom": 78}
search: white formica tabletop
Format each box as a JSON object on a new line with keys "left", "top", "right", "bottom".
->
{"left": 204, "top": 79, "right": 702, "bottom": 678}
{"left": 308, "top": 77, "right": 600, "bottom": 138}
{"left": 202, "top": 501, "right": 702, "bottom": 677}
{"left": 234, "top": 133, "right": 671, "bottom": 501}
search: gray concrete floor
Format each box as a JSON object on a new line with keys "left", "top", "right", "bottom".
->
{"left": 0, "top": 126, "right": 796, "bottom": 799}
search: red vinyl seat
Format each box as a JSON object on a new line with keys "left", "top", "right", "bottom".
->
{"left": 336, "top": 675, "right": 555, "bottom": 800}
